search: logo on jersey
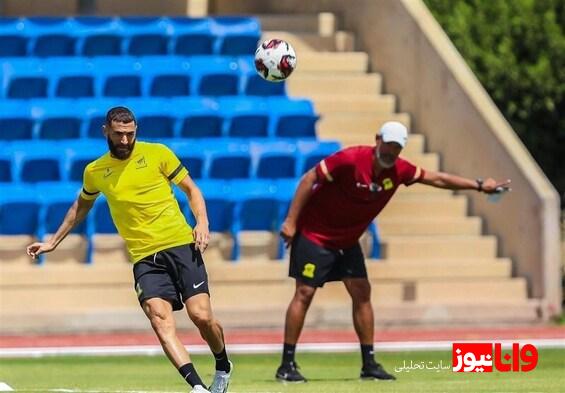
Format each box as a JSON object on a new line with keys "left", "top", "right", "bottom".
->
{"left": 302, "top": 263, "right": 316, "bottom": 278}
{"left": 103, "top": 168, "right": 113, "bottom": 178}
{"left": 135, "top": 156, "right": 147, "bottom": 169}
{"left": 382, "top": 178, "right": 394, "bottom": 190}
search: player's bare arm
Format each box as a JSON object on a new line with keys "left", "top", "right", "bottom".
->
{"left": 280, "top": 168, "right": 318, "bottom": 246}
{"left": 418, "top": 170, "right": 511, "bottom": 194}
{"left": 177, "top": 175, "right": 210, "bottom": 253}
{"left": 26, "top": 196, "right": 95, "bottom": 259}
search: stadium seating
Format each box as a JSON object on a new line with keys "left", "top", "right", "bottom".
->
{"left": 0, "top": 15, "right": 381, "bottom": 262}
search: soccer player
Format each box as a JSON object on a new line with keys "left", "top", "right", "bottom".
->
{"left": 26, "top": 107, "right": 231, "bottom": 393}
{"left": 275, "top": 121, "right": 511, "bottom": 382}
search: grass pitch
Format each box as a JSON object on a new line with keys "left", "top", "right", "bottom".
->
{"left": 1, "top": 350, "right": 564, "bottom": 393}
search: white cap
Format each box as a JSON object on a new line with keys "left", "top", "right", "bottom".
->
{"left": 379, "top": 121, "right": 408, "bottom": 148}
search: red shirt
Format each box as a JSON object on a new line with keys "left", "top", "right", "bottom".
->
{"left": 298, "top": 146, "right": 423, "bottom": 249}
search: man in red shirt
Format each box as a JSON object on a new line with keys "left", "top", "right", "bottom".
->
{"left": 275, "top": 121, "right": 511, "bottom": 382}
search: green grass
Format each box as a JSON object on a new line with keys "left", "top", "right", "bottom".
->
{"left": 1, "top": 350, "right": 564, "bottom": 393}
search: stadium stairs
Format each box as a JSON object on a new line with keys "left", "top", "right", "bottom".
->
{"left": 0, "top": 13, "right": 540, "bottom": 334}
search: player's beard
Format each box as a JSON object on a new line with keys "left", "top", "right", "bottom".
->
{"left": 376, "top": 146, "right": 396, "bottom": 168}
{"left": 107, "top": 137, "right": 136, "bottom": 160}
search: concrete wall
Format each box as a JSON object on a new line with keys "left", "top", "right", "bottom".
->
{"left": 213, "top": 0, "right": 562, "bottom": 317}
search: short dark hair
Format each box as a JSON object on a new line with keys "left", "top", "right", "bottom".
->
{"left": 105, "top": 106, "right": 136, "bottom": 127}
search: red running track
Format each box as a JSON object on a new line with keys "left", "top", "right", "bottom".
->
{"left": 1, "top": 326, "right": 564, "bottom": 348}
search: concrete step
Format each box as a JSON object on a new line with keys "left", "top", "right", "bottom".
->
{"left": 380, "top": 194, "right": 468, "bottom": 218}
{"left": 366, "top": 259, "right": 511, "bottom": 280}
{"left": 294, "top": 52, "right": 369, "bottom": 73}
{"left": 310, "top": 94, "right": 396, "bottom": 113}
{"left": 377, "top": 216, "right": 482, "bottom": 236}
{"left": 398, "top": 152, "right": 440, "bottom": 171}
{"left": 0, "top": 257, "right": 512, "bottom": 286}
{"left": 380, "top": 235, "right": 498, "bottom": 259}
{"left": 415, "top": 278, "right": 528, "bottom": 303}
{"left": 317, "top": 112, "right": 411, "bottom": 142}
{"left": 262, "top": 31, "right": 355, "bottom": 52}
{"left": 288, "top": 74, "right": 382, "bottom": 96}
{"left": 259, "top": 14, "right": 327, "bottom": 33}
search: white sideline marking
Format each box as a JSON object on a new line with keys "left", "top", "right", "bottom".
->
{"left": 0, "top": 382, "right": 14, "bottom": 391}
{"left": 0, "top": 339, "right": 563, "bottom": 358}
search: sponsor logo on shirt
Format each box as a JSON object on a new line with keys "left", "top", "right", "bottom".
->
{"left": 382, "top": 178, "right": 394, "bottom": 190}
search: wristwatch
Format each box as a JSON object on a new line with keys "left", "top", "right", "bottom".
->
{"left": 476, "top": 178, "right": 484, "bottom": 192}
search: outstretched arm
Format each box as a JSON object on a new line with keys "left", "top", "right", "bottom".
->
{"left": 418, "top": 170, "right": 511, "bottom": 194}
{"left": 26, "top": 196, "right": 95, "bottom": 259}
{"left": 280, "top": 168, "right": 318, "bottom": 246}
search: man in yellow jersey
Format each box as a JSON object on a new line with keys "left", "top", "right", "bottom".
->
{"left": 26, "top": 107, "right": 231, "bottom": 393}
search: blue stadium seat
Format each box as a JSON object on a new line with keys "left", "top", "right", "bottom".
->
{"left": 11, "top": 143, "right": 65, "bottom": 183}
{"left": 250, "top": 141, "right": 298, "bottom": 179}
{"left": 73, "top": 16, "right": 123, "bottom": 56}
{"left": 219, "top": 97, "right": 270, "bottom": 137}
{"left": 228, "top": 114, "right": 269, "bottom": 138}
{"left": 297, "top": 140, "right": 341, "bottom": 174}
{"left": 25, "top": 17, "right": 76, "bottom": 57}
{"left": 56, "top": 75, "right": 95, "bottom": 98}
{"left": 64, "top": 142, "right": 107, "bottom": 182}
{"left": 212, "top": 17, "right": 260, "bottom": 55}
{"left": 8, "top": 76, "right": 48, "bottom": 99}
{"left": 198, "top": 73, "right": 239, "bottom": 96}
{"left": 0, "top": 102, "right": 33, "bottom": 140}
{"left": 137, "top": 115, "right": 176, "bottom": 139}
{"left": 229, "top": 179, "right": 285, "bottom": 260}
{"left": 31, "top": 101, "right": 83, "bottom": 140}
{"left": 0, "top": 150, "right": 12, "bottom": 182}
{"left": 103, "top": 75, "right": 142, "bottom": 97}
{"left": 219, "top": 35, "right": 260, "bottom": 56}
{"left": 275, "top": 114, "right": 318, "bottom": 138}
{"left": 208, "top": 151, "right": 251, "bottom": 179}
{"left": 181, "top": 155, "right": 205, "bottom": 179}
{"left": 169, "top": 17, "right": 214, "bottom": 55}
{"left": 244, "top": 74, "right": 286, "bottom": 96}
{"left": 0, "top": 18, "right": 26, "bottom": 56}
{"left": 180, "top": 114, "right": 223, "bottom": 138}
{"left": 0, "top": 184, "right": 40, "bottom": 235}
{"left": 38, "top": 116, "right": 82, "bottom": 140}
{"left": 190, "top": 57, "right": 241, "bottom": 96}
{"left": 38, "top": 182, "right": 85, "bottom": 234}
{"left": 120, "top": 17, "right": 169, "bottom": 56}
{"left": 83, "top": 34, "right": 123, "bottom": 56}
{"left": 196, "top": 179, "right": 233, "bottom": 233}
{"left": 150, "top": 74, "right": 191, "bottom": 97}
{"left": 0, "top": 35, "right": 27, "bottom": 56}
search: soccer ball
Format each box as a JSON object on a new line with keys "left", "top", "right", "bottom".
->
{"left": 254, "top": 39, "right": 297, "bottom": 82}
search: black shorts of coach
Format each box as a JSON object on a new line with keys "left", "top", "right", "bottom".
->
{"left": 133, "top": 244, "right": 209, "bottom": 311}
{"left": 289, "top": 232, "right": 368, "bottom": 288}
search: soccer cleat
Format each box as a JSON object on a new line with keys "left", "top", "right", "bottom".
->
{"left": 209, "top": 360, "right": 233, "bottom": 393}
{"left": 276, "top": 361, "right": 307, "bottom": 382}
{"left": 190, "top": 385, "right": 211, "bottom": 393}
{"left": 360, "top": 361, "right": 396, "bottom": 380}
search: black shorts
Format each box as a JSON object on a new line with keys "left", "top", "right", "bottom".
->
{"left": 133, "top": 244, "right": 209, "bottom": 311}
{"left": 289, "top": 233, "right": 367, "bottom": 288}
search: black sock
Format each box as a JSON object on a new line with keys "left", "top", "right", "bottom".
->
{"left": 213, "top": 346, "right": 231, "bottom": 372}
{"left": 282, "top": 342, "right": 296, "bottom": 365}
{"left": 361, "top": 344, "right": 375, "bottom": 367}
{"left": 178, "top": 363, "right": 205, "bottom": 388}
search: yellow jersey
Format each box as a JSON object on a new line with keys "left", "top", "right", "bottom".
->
{"left": 80, "top": 141, "right": 193, "bottom": 262}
